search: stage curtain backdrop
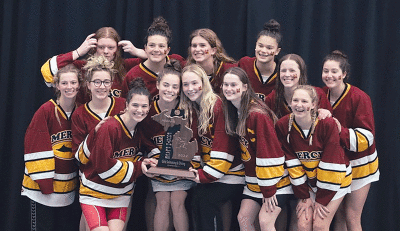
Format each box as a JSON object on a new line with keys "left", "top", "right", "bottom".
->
{"left": 1, "top": 0, "right": 399, "bottom": 230}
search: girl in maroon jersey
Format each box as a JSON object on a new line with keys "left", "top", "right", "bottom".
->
{"left": 122, "top": 16, "right": 185, "bottom": 99}
{"left": 141, "top": 60, "right": 196, "bottom": 231}
{"left": 41, "top": 27, "right": 146, "bottom": 103}
{"left": 181, "top": 64, "right": 245, "bottom": 231}
{"left": 220, "top": 67, "right": 292, "bottom": 231}
{"left": 238, "top": 19, "right": 282, "bottom": 101}
{"left": 186, "top": 28, "right": 237, "bottom": 94}
{"left": 321, "top": 50, "right": 379, "bottom": 231}
{"left": 22, "top": 64, "right": 83, "bottom": 231}
{"left": 78, "top": 78, "right": 157, "bottom": 231}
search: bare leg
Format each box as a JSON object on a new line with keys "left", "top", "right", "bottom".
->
{"left": 313, "top": 197, "right": 344, "bottom": 231}
{"left": 259, "top": 202, "right": 282, "bottom": 231}
{"left": 343, "top": 184, "right": 371, "bottom": 231}
{"left": 170, "top": 191, "right": 189, "bottom": 231}
{"left": 108, "top": 219, "right": 125, "bottom": 231}
{"left": 237, "top": 199, "right": 261, "bottom": 231}
{"left": 154, "top": 191, "right": 172, "bottom": 231}
{"left": 80, "top": 213, "right": 90, "bottom": 231}
{"left": 332, "top": 202, "right": 347, "bottom": 231}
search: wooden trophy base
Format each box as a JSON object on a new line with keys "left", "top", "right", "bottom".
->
{"left": 147, "top": 167, "right": 195, "bottom": 179}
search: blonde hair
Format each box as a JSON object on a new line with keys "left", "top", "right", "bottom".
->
{"left": 287, "top": 85, "right": 319, "bottom": 146}
{"left": 52, "top": 64, "right": 82, "bottom": 126}
{"left": 83, "top": 55, "right": 116, "bottom": 82}
{"left": 179, "top": 64, "right": 218, "bottom": 135}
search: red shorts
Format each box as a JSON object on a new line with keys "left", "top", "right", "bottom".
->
{"left": 80, "top": 203, "right": 127, "bottom": 230}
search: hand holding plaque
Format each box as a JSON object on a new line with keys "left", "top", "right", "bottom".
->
{"left": 146, "top": 109, "right": 197, "bottom": 178}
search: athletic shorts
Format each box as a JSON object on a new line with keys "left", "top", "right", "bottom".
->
{"left": 80, "top": 203, "right": 127, "bottom": 230}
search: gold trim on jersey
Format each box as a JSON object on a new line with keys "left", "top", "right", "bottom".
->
{"left": 114, "top": 115, "right": 133, "bottom": 139}
{"left": 23, "top": 174, "right": 78, "bottom": 193}
{"left": 253, "top": 59, "right": 277, "bottom": 84}
{"left": 85, "top": 97, "right": 116, "bottom": 121}
{"left": 292, "top": 118, "right": 319, "bottom": 140}
{"left": 210, "top": 61, "right": 224, "bottom": 84}
{"left": 329, "top": 83, "right": 351, "bottom": 110}
{"left": 50, "top": 99, "right": 69, "bottom": 120}
{"left": 140, "top": 63, "right": 158, "bottom": 79}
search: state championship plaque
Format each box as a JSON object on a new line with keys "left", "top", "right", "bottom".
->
{"left": 147, "top": 109, "right": 197, "bottom": 178}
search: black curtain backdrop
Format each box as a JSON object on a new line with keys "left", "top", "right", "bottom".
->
{"left": 1, "top": 0, "right": 399, "bottom": 230}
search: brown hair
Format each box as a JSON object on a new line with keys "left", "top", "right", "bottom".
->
{"left": 257, "top": 19, "right": 282, "bottom": 48}
{"left": 322, "top": 50, "right": 351, "bottom": 82}
{"left": 221, "top": 67, "right": 277, "bottom": 137}
{"left": 275, "top": 54, "right": 308, "bottom": 118}
{"left": 186, "top": 28, "right": 235, "bottom": 70}
{"left": 88, "top": 27, "right": 126, "bottom": 83}
{"left": 53, "top": 64, "right": 82, "bottom": 99}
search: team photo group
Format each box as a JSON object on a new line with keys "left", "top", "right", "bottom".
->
{"left": 21, "top": 16, "right": 379, "bottom": 231}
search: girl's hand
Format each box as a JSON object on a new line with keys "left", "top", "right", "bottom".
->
{"left": 75, "top": 33, "right": 97, "bottom": 59}
{"left": 188, "top": 167, "right": 200, "bottom": 183}
{"left": 296, "top": 198, "right": 313, "bottom": 220}
{"left": 94, "top": 116, "right": 110, "bottom": 132}
{"left": 317, "top": 108, "right": 332, "bottom": 119}
{"left": 263, "top": 194, "right": 278, "bottom": 212}
{"left": 118, "top": 40, "right": 147, "bottom": 58}
{"left": 332, "top": 117, "right": 342, "bottom": 133}
{"left": 313, "top": 201, "right": 330, "bottom": 220}
{"left": 141, "top": 158, "right": 158, "bottom": 177}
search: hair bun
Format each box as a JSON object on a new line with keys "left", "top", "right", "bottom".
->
{"left": 128, "top": 77, "right": 146, "bottom": 90}
{"left": 148, "top": 16, "right": 169, "bottom": 32}
{"left": 263, "top": 19, "right": 280, "bottom": 33}
{"left": 331, "top": 50, "right": 348, "bottom": 60}
{"left": 164, "top": 59, "right": 182, "bottom": 72}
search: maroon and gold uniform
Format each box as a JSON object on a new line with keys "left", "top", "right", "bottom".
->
{"left": 265, "top": 87, "right": 332, "bottom": 118}
{"left": 21, "top": 99, "right": 78, "bottom": 207}
{"left": 78, "top": 115, "right": 152, "bottom": 207}
{"left": 73, "top": 97, "right": 126, "bottom": 164}
{"left": 276, "top": 115, "right": 352, "bottom": 206}
{"left": 209, "top": 61, "right": 238, "bottom": 94}
{"left": 238, "top": 56, "right": 278, "bottom": 101}
{"left": 195, "top": 98, "right": 245, "bottom": 184}
{"left": 121, "top": 55, "right": 185, "bottom": 98}
{"left": 40, "top": 51, "right": 143, "bottom": 103}
{"left": 239, "top": 110, "right": 291, "bottom": 199}
{"left": 323, "top": 83, "right": 379, "bottom": 190}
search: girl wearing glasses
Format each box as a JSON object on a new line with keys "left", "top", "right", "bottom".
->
{"left": 72, "top": 56, "right": 126, "bottom": 230}
{"left": 77, "top": 78, "right": 158, "bottom": 231}
{"left": 41, "top": 27, "right": 147, "bottom": 104}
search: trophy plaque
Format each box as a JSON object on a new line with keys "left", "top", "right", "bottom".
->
{"left": 147, "top": 109, "right": 197, "bottom": 178}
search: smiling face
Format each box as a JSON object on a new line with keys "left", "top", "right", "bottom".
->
{"left": 182, "top": 71, "right": 203, "bottom": 104}
{"left": 222, "top": 73, "right": 247, "bottom": 108}
{"left": 322, "top": 60, "right": 346, "bottom": 90}
{"left": 57, "top": 72, "right": 80, "bottom": 100}
{"left": 125, "top": 94, "right": 150, "bottom": 123}
{"left": 255, "top": 35, "right": 280, "bottom": 64}
{"left": 87, "top": 70, "right": 112, "bottom": 101}
{"left": 190, "top": 36, "right": 216, "bottom": 64}
{"left": 145, "top": 35, "right": 170, "bottom": 63}
{"left": 280, "top": 59, "right": 301, "bottom": 89}
{"left": 95, "top": 38, "right": 118, "bottom": 61}
{"left": 290, "top": 89, "right": 315, "bottom": 119}
{"left": 157, "top": 73, "right": 180, "bottom": 103}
